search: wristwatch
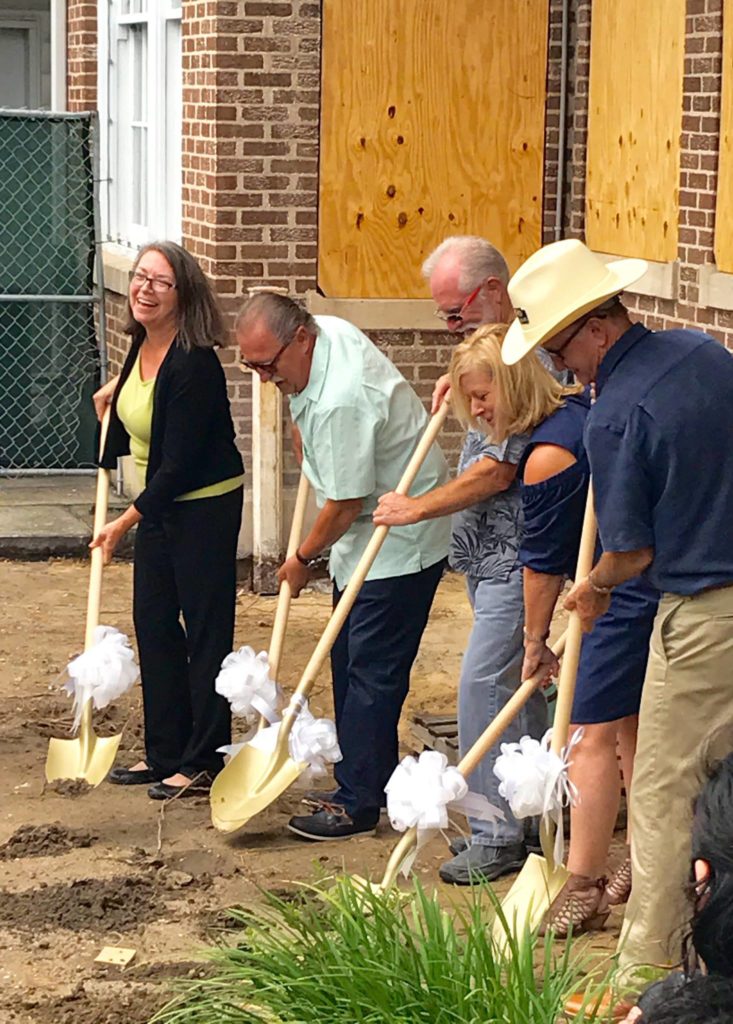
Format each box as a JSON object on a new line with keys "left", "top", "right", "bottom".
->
{"left": 295, "top": 547, "right": 316, "bottom": 567}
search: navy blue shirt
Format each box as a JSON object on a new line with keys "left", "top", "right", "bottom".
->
{"left": 518, "top": 392, "right": 591, "bottom": 576}
{"left": 586, "top": 323, "right": 733, "bottom": 595}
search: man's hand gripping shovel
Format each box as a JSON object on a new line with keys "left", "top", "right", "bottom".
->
{"left": 210, "top": 403, "right": 450, "bottom": 832}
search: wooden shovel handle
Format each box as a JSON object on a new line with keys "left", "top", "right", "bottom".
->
{"left": 457, "top": 629, "right": 568, "bottom": 778}
{"left": 380, "top": 628, "right": 568, "bottom": 891}
{"left": 282, "top": 401, "right": 449, "bottom": 729}
{"left": 267, "top": 471, "right": 310, "bottom": 681}
{"left": 84, "top": 408, "right": 112, "bottom": 653}
{"left": 549, "top": 485, "right": 597, "bottom": 757}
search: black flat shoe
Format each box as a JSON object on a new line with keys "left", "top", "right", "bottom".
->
{"left": 109, "top": 766, "right": 157, "bottom": 786}
{"left": 147, "top": 773, "right": 215, "bottom": 801}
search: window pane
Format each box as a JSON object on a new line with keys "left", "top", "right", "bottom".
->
{"left": 165, "top": 18, "right": 182, "bottom": 239}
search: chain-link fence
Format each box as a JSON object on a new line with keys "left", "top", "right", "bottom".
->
{"left": 0, "top": 111, "right": 106, "bottom": 473}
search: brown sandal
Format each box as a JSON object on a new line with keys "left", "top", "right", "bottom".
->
{"left": 605, "top": 855, "right": 632, "bottom": 906}
{"left": 539, "top": 873, "right": 610, "bottom": 938}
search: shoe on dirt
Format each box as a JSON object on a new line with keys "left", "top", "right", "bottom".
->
{"left": 439, "top": 841, "right": 527, "bottom": 885}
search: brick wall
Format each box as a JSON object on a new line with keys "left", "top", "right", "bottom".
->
{"left": 561, "top": 0, "right": 733, "bottom": 348}
{"left": 66, "top": 0, "right": 97, "bottom": 112}
{"left": 81, "top": 1, "right": 733, "bottom": 566}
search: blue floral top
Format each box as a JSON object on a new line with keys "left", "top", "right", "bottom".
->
{"left": 449, "top": 428, "right": 528, "bottom": 581}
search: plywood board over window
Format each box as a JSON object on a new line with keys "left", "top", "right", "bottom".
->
{"left": 715, "top": 0, "right": 733, "bottom": 273}
{"left": 585, "top": 0, "right": 685, "bottom": 263}
{"left": 319, "top": 0, "right": 549, "bottom": 299}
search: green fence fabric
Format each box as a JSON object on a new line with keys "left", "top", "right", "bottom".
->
{"left": 0, "top": 112, "right": 101, "bottom": 470}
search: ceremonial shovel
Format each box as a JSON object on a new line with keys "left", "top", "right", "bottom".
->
{"left": 354, "top": 629, "right": 568, "bottom": 896}
{"left": 211, "top": 470, "right": 309, "bottom": 826}
{"left": 46, "top": 409, "right": 123, "bottom": 787}
{"left": 210, "top": 401, "right": 450, "bottom": 832}
{"left": 494, "top": 485, "right": 598, "bottom": 941}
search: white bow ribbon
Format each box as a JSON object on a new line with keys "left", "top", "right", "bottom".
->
{"left": 385, "top": 751, "right": 505, "bottom": 874}
{"left": 215, "top": 646, "right": 280, "bottom": 725}
{"left": 63, "top": 625, "right": 139, "bottom": 732}
{"left": 493, "top": 728, "right": 583, "bottom": 865}
{"left": 287, "top": 704, "right": 342, "bottom": 780}
{"left": 222, "top": 698, "right": 341, "bottom": 780}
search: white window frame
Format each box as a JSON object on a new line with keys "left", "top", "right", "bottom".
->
{"left": 0, "top": 11, "right": 44, "bottom": 109}
{"left": 98, "top": 0, "right": 182, "bottom": 250}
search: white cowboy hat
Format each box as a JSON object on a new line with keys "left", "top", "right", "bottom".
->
{"left": 502, "top": 239, "right": 648, "bottom": 365}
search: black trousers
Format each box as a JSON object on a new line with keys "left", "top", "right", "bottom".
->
{"left": 133, "top": 486, "right": 242, "bottom": 779}
{"left": 330, "top": 558, "right": 445, "bottom": 822}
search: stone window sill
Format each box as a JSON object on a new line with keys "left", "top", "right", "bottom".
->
{"left": 594, "top": 252, "right": 678, "bottom": 302}
{"left": 305, "top": 291, "right": 438, "bottom": 331}
{"left": 100, "top": 243, "right": 137, "bottom": 296}
{"left": 699, "top": 265, "right": 733, "bottom": 311}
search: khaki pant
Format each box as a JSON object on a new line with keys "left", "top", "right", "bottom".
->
{"left": 618, "top": 585, "right": 733, "bottom": 970}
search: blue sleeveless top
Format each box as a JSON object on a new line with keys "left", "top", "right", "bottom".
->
{"left": 518, "top": 392, "right": 591, "bottom": 577}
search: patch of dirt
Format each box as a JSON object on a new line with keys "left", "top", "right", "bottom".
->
{"left": 0, "top": 876, "right": 163, "bottom": 933}
{"left": 125, "top": 959, "right": 213, "bottom": 982}
{"left": 25, "top": 984, "right": 162, "bottom": 1024}
{"left": 0, "top": 823, "right": 96, "bottom": 860}
{"left": 0, "top": 559, "right": 621, "bottom": 1024}
{"left": 47, "top": 779, "right": 93, "bottom": 798}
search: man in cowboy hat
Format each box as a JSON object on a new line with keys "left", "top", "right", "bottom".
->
{"left": 502, "top": 238, "right": 733, "bottom": 973}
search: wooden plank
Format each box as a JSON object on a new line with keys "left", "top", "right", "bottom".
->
{"left": 319, "top": 0, "right": 549, "bottom": 298}
{"left": 585, "top": 0, "right": 685, "bottom": 262}
{"left": 716, "top": 0, "right": 733, "bottom": 272}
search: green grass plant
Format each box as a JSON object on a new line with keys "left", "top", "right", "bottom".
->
{"left": 152, "top": 877, "right": 615, "bottom": 1023}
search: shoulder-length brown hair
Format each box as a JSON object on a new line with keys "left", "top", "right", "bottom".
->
{"left": 449, "top": 323, "right": 582, "bottom": 443}
{"left": 125, "top": 241, "right": 227, "bottom": 350}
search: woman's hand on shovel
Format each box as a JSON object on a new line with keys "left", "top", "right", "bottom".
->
{"left": 90, "top": 508, "right": 141, "bottom": 565}
{"left": 431, "top": 374, "right": 451, "bottom": 415}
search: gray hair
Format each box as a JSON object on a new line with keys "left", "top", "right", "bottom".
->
{"left": 235, "top": 292, "right": 317, "bottom": 344}
{"left": 421, "top": 236, "right": 509, "bottom": 290}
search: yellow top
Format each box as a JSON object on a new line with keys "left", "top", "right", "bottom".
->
{"left": 116, "top": 354, "right": 243, "bottom": 502}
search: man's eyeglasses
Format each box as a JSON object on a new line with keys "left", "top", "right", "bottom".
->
{"left": 131, "top": 270, "right": 176, "bottom": 293}
{"left": 239, "top": 340, "right": 289, "bottom": 375}
{"left": 544, "top": 311, "right": 610, "bottom": 361}
{"left": 434, "top": 283, "right": 483, "bottom": 327}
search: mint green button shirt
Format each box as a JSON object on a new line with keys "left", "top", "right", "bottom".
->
{"left": 289, "top": 316, "right": 451, "bottom": 590}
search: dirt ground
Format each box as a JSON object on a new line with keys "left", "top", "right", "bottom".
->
{"left": 0, "top": 561, "right": 623, "bottom": 1023}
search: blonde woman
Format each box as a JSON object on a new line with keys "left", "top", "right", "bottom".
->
{"left": 449, "top": 324, "right": 658, "bottom": 936}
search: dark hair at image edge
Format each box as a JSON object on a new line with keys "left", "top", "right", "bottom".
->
{"left": 125, "top": 241, "right": 228, "bottom": 350}
{"left": 638, "top": 973, "right": 733, "bottom": 1024}
{"left": 688, "top": 747, "right": 733, "bottom": 978}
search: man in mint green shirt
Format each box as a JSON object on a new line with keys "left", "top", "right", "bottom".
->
{"left": 236, "top": 293, "right": 450, "bottom": 841}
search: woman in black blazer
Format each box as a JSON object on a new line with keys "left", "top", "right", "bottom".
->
{"left": 92, "top": 241, "right": 244, "bottom": 800}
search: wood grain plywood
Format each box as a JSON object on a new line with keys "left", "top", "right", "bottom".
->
{"left": 715, "top": 0, "right": 733, "bottom": 272}
{"left": 319, "top": 0, "right": 549, "bottom": 298}
{"left": 586, "top": 0, "right": 685, "bottom": 262}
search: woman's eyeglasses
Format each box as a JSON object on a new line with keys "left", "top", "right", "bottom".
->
{"left": 130, "top": 270, "right": 177, "bottom": 293}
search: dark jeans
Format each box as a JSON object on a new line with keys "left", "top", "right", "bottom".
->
{"left": 330, "top": 558, "right": 445, "bottom": 822}
{"left": 133, "top": 486, "right": 242, "bottom": 779}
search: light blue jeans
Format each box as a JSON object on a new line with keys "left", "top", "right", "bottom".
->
{"left": 458, "top": 570, "right": 548, "bottom": 847}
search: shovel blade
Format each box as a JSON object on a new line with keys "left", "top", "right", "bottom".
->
{"left": 210, "top": 746, "right": 306, "bottom": 833}
{"left": 45, "top": 732, "right": 122, "bottom": 788}
{"left": 493, "top": 853, "right": 570, "bottom": 946}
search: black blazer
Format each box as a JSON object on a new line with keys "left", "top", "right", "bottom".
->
{"left": 100, "top": 336, "right": 244, "bottom": 520}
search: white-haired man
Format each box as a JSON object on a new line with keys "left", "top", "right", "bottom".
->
{"left": 375, "top": 236, "right": 550, "bottom": 884}
{"left": 502, "top": 238, "right": 733, "bottom": 974}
